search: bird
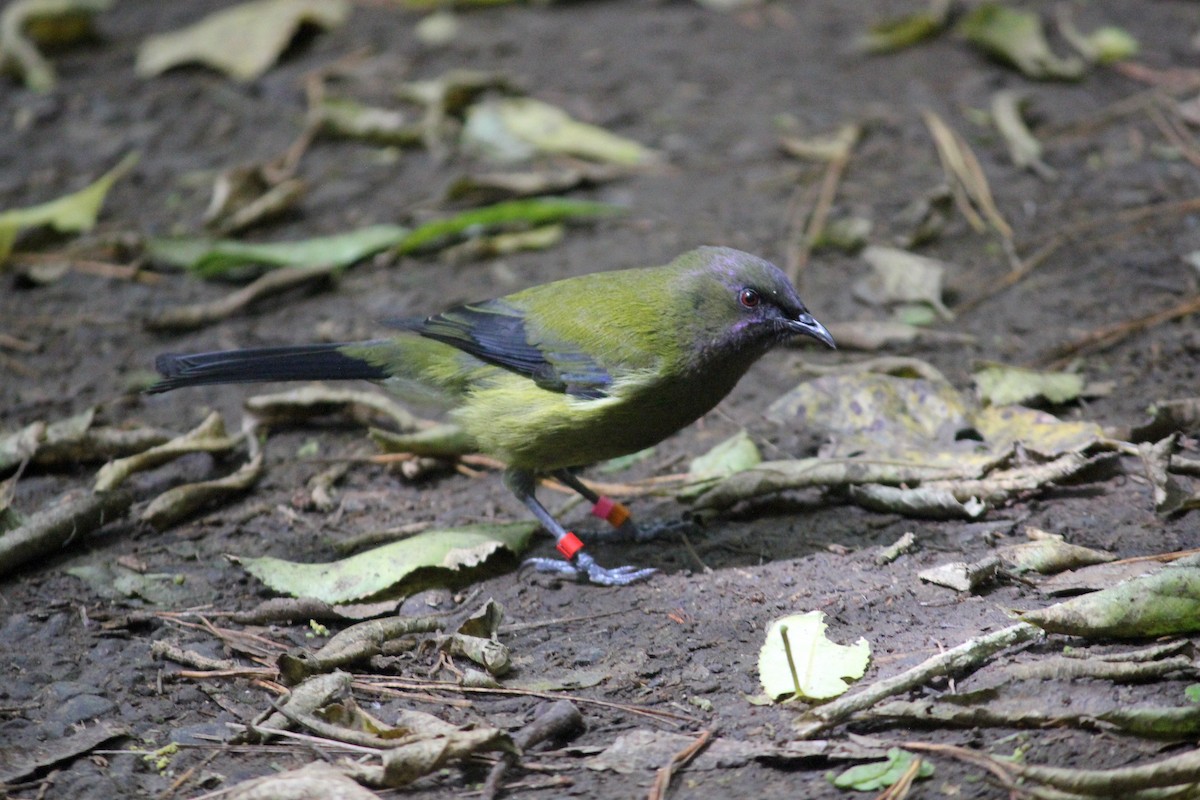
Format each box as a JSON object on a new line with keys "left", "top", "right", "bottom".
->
{"left": 149, "top": 246, "right": 835, "bottom": 585}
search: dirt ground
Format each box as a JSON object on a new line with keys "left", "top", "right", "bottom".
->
{"left": 3, "top": 1, "right": 1200, "bottom": 798}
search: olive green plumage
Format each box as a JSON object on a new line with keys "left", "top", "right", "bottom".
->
{"left": 151, "top": 246, "right": 834, "bottom": 584}
{"left": 338, "top": 246, "right": 831, "bottom": 470}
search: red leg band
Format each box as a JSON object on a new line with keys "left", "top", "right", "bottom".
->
{"left": 557, "top": 531, "right": 584, "bottom": 559}
{"left": 591, "top": 496, "right": 631, "bottom": 528}
{"left": 591, "top": 496, "right": 616, "bottom": 520}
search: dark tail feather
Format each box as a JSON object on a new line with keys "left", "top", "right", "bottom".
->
{"left": 148, "top": 342, "right": 390, "bottom": 394}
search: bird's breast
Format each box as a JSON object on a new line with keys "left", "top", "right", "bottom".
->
{"left": 452, "top": 361, "right": 748, "bottom": 472}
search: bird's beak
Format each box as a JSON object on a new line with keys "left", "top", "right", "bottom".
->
{"left": 788, "top": 313, "right": 836, "bottom": 349}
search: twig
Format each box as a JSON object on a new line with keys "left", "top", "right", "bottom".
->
{"left": 959, "top": 196, "right": 1200, "bottom": 314}
{"left": 875, "top": 532, "right": 917, "bottom": 566}
{"left": 175, "top": 668, "right": 275, "bottom": 681}
{"left": 922, "top": 110, "right": 1013, "bottom": 239}
{"left": 1039, "top": 293, "right": 1200, "bottom": 369}
{"left": 876, "top": 754, "right": 925, "bottom": 800}
{"left": 1147, "top": 97, "right": 1200, "bottom": 171}
{"left": 1112, "top": 62, "right": 1200, "bottom": 93}
{"left": 0, "top": 488, "right": 133, "bottom": 579}
{"left": 1107, "top": 546, "right": 1200, "bottom": 566}
{"left": 541, "top": 473, "right": 691, "bottom": 498}
{"left": 677, "top": 530, "right": 712, "bottom": 574}
{"left": 785, "top": 124, "right": 861, "bottom": 283}
{"left": 1016, "top": 746, "right": 1200, "bottom": 795}
{"left": 226, "top": 722, "right": 383, "bottom": 754}
{"left": 161, "top": 614, "right": 290, "bottom": 660}
{"left": 0, "top": 352, "right": 34, "bottom": 377}
{"left": 898, "top": 741, "right": 1019, "bottom": 792}
{"left": 791, "top": 622, "right": 1042, "bottom": 739}
{"left": 781, "top": 180, "right": 818, "bottom": 280}
{"left": 1042, "top": 64, "right": 1200, "bottom": 142}
{"left": 1042, "top": 89, "right": 1156, "bottom": 141}
{"left": 143, "top": 263, "right": 340, "bottom": 332}
{"left": 358, "top": 678, "right": 700, "bottom": 725}
{"left": 904, "top": 739, "right": 1200, "bottom": 797}
{"left": 0, "top": 333, "right": 37, "bottom": 352}
{"left": 499, "top": 607, "right": 634, "bottom": 633}
{"left": 482, "top": 700, "right": 583, "bottom": 800}
{"left": 648, "top": 729, "right": 712, "bottom": 800}
{"left": 157, "top": 750, "right": 221, "bottom": 800}
{"left": 9, "top": 252, "right": 161, "bottom": 284}
{"left": 150, "top": 641, "right": 241, "bottom": 672}
{"left": 955, "top": 235, "right": 1060, "bottom": 315}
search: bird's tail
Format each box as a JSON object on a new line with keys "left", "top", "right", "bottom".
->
{"left": 148, "top": 342, "right": 391, "bottom": 394}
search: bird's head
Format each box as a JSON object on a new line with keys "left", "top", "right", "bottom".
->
{"left": 676, "top": 247, "right": 836, "bottom": 359}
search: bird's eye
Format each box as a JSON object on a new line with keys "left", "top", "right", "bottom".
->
{"left": 738, "top": 288, "right": 761, "bottom": 308}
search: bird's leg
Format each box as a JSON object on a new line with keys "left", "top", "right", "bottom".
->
{"left": 551, "top": 469, "right": 640, "bottom": 540}
{"left": 504, "top": 468, "right": 656, "bottom": 586}
{"left": 551, "top": 469, "right": 696, "bottom": 543}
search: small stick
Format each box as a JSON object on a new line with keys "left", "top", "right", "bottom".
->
{"left": 959, "top": 196, "right": 1200, "bottom": 314}
{"left": 0, "top": 333, "right": 37, "bottom": 352}
{"left": 785, "top": 125, "right": 860, "bottom": 283}
{"left": 481, "top": 700, "right": 583, "bottom": 800}
{"left": 1147, "top": 99, "right": 1200, "bottom": 171}
{"left": 357, "top": 679, "right": 699, "bottom": 725}
{"left": 792, "top": 622, "right": 1042, "bottom": 739}
{"left": 1039, "top": 293, "right": 1200, "bottom": 369}
{"left": 648, "top": 729, "right": 713, "bottom": 800}
{"left": 9, "top": 252, "right": 160, "bottom": 284}
{"left": 144, "top": 263, "right": 339, "bottom": 332}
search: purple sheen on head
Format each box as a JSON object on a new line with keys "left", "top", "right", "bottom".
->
{"left": 694, "top": 246, "right": 805, "bottom": 310}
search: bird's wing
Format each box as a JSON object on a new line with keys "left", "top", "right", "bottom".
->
{"left": 393, "top": 300, "right": 613, "bottom": 399}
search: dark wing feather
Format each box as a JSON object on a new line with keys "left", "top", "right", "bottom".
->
{"left": 392, "top": 300, "right": 612, "bottom": 399}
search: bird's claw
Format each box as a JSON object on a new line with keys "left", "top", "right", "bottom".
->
{"left": 524, "top": 551, "right": 657, "bottom": 586}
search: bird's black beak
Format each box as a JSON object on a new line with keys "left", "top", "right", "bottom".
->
{"left": 788, "top": 313, "right": 836, "bottom": 349}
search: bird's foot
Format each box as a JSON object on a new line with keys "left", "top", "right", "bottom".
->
{"left": 524, "top": 551, "right": 657, "bottom": 587}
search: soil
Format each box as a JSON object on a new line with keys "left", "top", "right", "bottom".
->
{"left": 3, "top": 1, "right": 1200, "bottom": 798}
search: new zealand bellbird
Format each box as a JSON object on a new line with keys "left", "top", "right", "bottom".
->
{"left": 150, "top": 246, "right": 835, "bottom": 585}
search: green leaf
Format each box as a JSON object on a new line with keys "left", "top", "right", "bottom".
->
{"left": 679, "top": 430, "right": 761, "bottom": 500}
{"left": 1186, "top": 684, "right": 1200, "bottom": 704}
{"left": 1021, "top": 555, "right": 1200, "bottom": 638}
{"left": 146, "top": 224, "right": 409, "bottom": 279}
{"left": 959, "top": 4, "right": 1085, "bottom": 81}
{"left": 853, "top": 245, "right": 953, "bottom": 321}
{"left": 1057, "top": 8, "right": 1138, "bottom": 66}
{"left": 767, "top": 371, "right": 1103, "bottom": 474}
{"left": 239, "top": 522, "right": 537, "bottom": 603}
{"left": 0, "top": 0, "right": 114, "bottom": 91}
{"left": 0, "top": 152, "right": 138, "bottom": 263}
{"left": 859, "top": 1, "right": 950, "bottom": 54}
{"left": 395, "top": 198, "right": 623, "bottom": 255}
{"left": 312, "top": 97, "right": 422, "bottom": 146}
{"left": 1086, "top": 27, "right": 1138, "bottom": 64}
{"left": 1000, "top": 537, "right": 1114, "bottom": 575}
{"left": 758, "top": 610, "right": 870, "bottom": 701}
{"left": 974, "top": 363, "right": 1084, "bottom": 407}
{"left": 830, "top": 748, "right": 934, "bottom": 791}
{"left": 369, "top": 423, "right": 475, "bottom": 459}
{"left": 689, "top": 430, "right": 761, "bottom": 478}
{"left": 462, "top": 96, "right": 661, "bottom": 165}
{"left": 136, "top": 0, "right": 350, "bottom": 82}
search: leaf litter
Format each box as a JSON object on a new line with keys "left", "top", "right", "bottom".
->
{"left": 0, "top": 0, "right": 112, "bottom": 91}
{"left": 7, "top": 3, "right": 1200, "bottom": 796}
{"left": 135, "top": 0, "right": 350, "bottom": 82}
{"left": 758, "top": 611, "right": 870, "bottom": 702}
{"left": 0, "top": 152, "right": 137, "bottom": 265}
{"left": 693, "top": 364, "right": 1110, "bottom": 519}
